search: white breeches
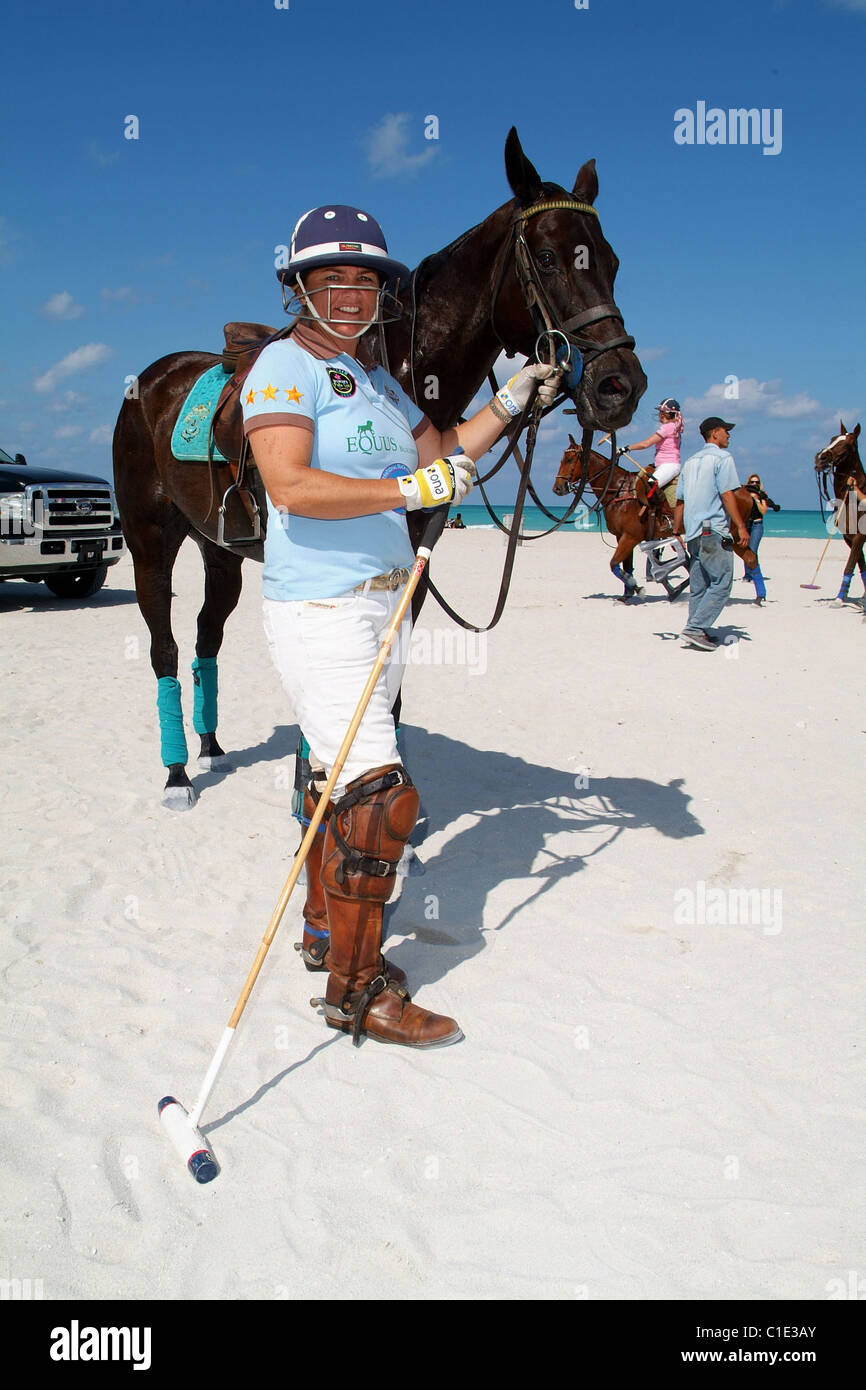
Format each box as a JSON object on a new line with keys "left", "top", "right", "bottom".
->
{"left": 262, "top": 589, "right": 410, "bottom": 798}
{"left": 650, "top": 461, "right": 680, "bottom": 488}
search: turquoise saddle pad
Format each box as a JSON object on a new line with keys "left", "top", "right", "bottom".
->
{"left": 171, "top": 364, "right": 232, "bottom": 462}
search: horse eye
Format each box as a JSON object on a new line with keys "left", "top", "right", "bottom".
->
{"left": 536, "top": 249, "right": 557, "bottom": 271}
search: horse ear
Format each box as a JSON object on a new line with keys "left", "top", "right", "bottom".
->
{"left": 505, "top": 127, "right": 543, "bottom": 206}
{"left": 568, "top": 433, "right": 578, "bottom": 449}
{"left": 840, "top": 419, "right": 847, "bottom": 435}
{"left": 573, "top": 158, "right": 599, "bottom": 205}
{"left": 854, "top": 423, "right": 861, "bottom": 440}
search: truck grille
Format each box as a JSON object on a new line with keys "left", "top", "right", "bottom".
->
{"left": 39, "top": 485, "right": 115, "bottom": 530}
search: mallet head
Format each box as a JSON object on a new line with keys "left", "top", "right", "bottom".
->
{"left": 158, "top": 1096, "right": 219, "bottom": 1183}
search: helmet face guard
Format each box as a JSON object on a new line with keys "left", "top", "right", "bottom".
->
{"left": 657, "top": 397, "right": 681, "bottom": 419}
{"left": 277, "top": 205, "right": 409, "bottom": 336}
{"left": 280, "top": 273, "right": 405, "bottom": 338}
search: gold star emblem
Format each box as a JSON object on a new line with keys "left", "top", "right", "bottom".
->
{"left": 245, "top": 388, "right": 256, "bottom": 405}
{"left": 285, "top": 385, "right": 303, "bottom": 404}
{"left": 262, "top": 383, "right": 278, "bottom": 402}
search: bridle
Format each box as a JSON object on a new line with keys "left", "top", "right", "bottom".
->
{"left": 379, "top": 194, "right": 639, "bottom": 631}
{"left": 558, "top": 444, "right": 636, "bottom": 509}
{"left": 814, "top": 433, "right": 862, "bottom": 519}
{"left": 492, "top": 195, "right": 636, "bottom": 371}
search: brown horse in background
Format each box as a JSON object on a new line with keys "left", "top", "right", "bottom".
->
{"left": 813, "top": 422, "right": 866, "bottom": 601}
{"left": 553, "top": 437, "right": 757, "bottom": 600}
{"left": 113, "top": 128, "right": 646, "bottom": 806}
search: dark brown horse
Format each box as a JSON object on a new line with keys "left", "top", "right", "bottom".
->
{"left": 813, "top": 422, "right": 866, "bottom": 601}
{"left": 113, "top": 128, "right": 646, "bottom": 806}
{"left": 553, "top": 437, "right": 758, "bottom": 599}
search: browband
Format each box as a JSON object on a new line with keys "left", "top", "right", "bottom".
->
{"left": 519, "top": 198, "right": 600, "bottom": 222}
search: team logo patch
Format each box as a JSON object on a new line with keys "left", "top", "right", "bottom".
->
{"left": 384, "top": 385, "right": 400, "bottom": 406}
{"left": 339, "top": 242, "right": 363, "bottom": 252}
{"left": 179, "top": 403, "right": 209, "bottom": 443}
{"left": 327, "top": 368, "right": 356, "bottom": 397}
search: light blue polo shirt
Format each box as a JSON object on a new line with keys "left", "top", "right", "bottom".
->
{"left": 241, "top": 337, "right": 423, "bottom": 599}
{"left": 676, "top": 443, "right": 741, "bottom": 542}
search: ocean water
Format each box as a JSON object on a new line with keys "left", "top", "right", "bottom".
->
{"left": 448, "top": 505, "right": 841, "bottom": 541}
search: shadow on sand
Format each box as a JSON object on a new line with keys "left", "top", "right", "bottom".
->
{"left": 379, "top": 725, "right": 704, "bottom": 988}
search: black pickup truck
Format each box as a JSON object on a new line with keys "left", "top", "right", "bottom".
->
{"left": 0, "top": 446, "right": 126, "bottom": 597}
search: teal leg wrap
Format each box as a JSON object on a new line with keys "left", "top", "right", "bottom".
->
{"left": 191, "top": 655, "right": 218, "bottom": 735}
{"left": 157, "top": 677, "right": 189, "bottom": 767}
{"left": 291, "top": 732, "right": 312, "bottom": 821}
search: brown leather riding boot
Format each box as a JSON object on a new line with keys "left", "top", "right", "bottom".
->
{"left": 294, "top": 784, "right": 406, "bottom": 984}
{"left": 316, "top": 764, "right": 462, "bottom": 1049}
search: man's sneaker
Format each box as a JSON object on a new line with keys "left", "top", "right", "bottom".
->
{"left": 681, "top": 629, "right": 716, "bottom": 651}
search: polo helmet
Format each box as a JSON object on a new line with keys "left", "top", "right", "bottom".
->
{"left": 277, "top": 205, "right": 409, "bottom": 332}
{"left": 279, "top": 206, "right": 409, "bottom": 285}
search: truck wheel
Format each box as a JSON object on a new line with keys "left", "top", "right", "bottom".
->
{"left": 44, "top": 564, "right": 108, "bottom": 599}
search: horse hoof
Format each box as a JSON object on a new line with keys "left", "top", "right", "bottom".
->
{"left": 162, "top": 784, "right": 197, "bottom": 810}
{"left": 198, "top": 753, "right": 233, "bottom": 773}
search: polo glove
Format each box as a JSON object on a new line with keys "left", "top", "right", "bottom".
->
{"left": 398, "top": 455, "right": 476, "bottom": 511}
{"left": 494, "top": 363, "right": 563, "bottom": 417}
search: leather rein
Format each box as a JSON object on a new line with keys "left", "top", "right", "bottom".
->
{"left": 400, "top": 195, "right": 634, "bottom": 632}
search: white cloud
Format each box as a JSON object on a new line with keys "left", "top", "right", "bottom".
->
{"left": 41, "top": 291, "right": 85, "bottom": 321}
{"left": 34, "top": 343, "right": 114, "bottom": 393}
{"left": 100, "top": 286, "right": 136, "bottom": 303}
{"left": 89, "top": 424, "right": 113, "bottom": 445}
{"left": 47, "top": 390, "right": 87, "bottom": 414}
{"left": 363, "top": 113, "right": 438, "bottom": 179}
{"left": 826, "top": 1, "right": 866, "bottom": 13}
{"left": 767, "top": 392, "right": 823, "bottom": 419}
{"left": 54, "top": 425, "right": 83, "bottom": 439}
{"left": 634, "top": 346, "right": 669, "bottom": 363}
{"left": 682, "top": 377, "right": 821, "bottom": 421}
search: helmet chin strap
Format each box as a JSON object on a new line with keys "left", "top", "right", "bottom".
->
{"left": 294, "top": 272, "right": 380, "bottom": 341}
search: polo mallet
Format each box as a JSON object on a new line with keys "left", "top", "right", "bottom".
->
{"left": 801, "top": 502, "right": 843, "bottom": 589}
{"left": 599, "top": 430, "right": 649, "bottom": 474}
{"left": 158, "top": 493, "right": 453, "bottom": 1182}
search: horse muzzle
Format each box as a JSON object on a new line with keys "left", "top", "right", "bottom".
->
{"left": 573, "top": 347, "right": 647, "bottom": 432}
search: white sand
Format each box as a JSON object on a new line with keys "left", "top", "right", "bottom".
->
{"left": 1, "top": 531, "right": 863, "bottom": 1301}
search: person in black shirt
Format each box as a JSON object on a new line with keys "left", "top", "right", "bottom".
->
{"left": 741, "top": 473, "right": 780, "bottom": 600}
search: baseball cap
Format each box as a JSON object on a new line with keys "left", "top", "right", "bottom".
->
{"left": 700, "top": 416, "right": 736, "bottom": 438}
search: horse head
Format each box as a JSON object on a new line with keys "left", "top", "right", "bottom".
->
{"left": 815, "top": 421, "right": 862, "bottom": 498}
{"left": 552, "top": 433, "right": 583, "bottom": 496}
{"left": 496, "top": 128, "right": 647, "bottom": 433}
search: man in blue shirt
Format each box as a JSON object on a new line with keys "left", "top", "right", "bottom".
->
{"left": 673, "top": 417, "right": 751, "bottom": 650}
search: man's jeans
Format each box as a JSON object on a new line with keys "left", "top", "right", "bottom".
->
{"left": 686, "top": 531, "right": 734, "bottom": 632}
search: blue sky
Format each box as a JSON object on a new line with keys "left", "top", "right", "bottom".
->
{"left": 2, "top": 0, "right": 864, "bottom": 506}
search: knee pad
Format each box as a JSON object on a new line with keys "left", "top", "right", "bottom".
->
{"left": 321, "top": 764, "right": 419, "bottom": 903}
